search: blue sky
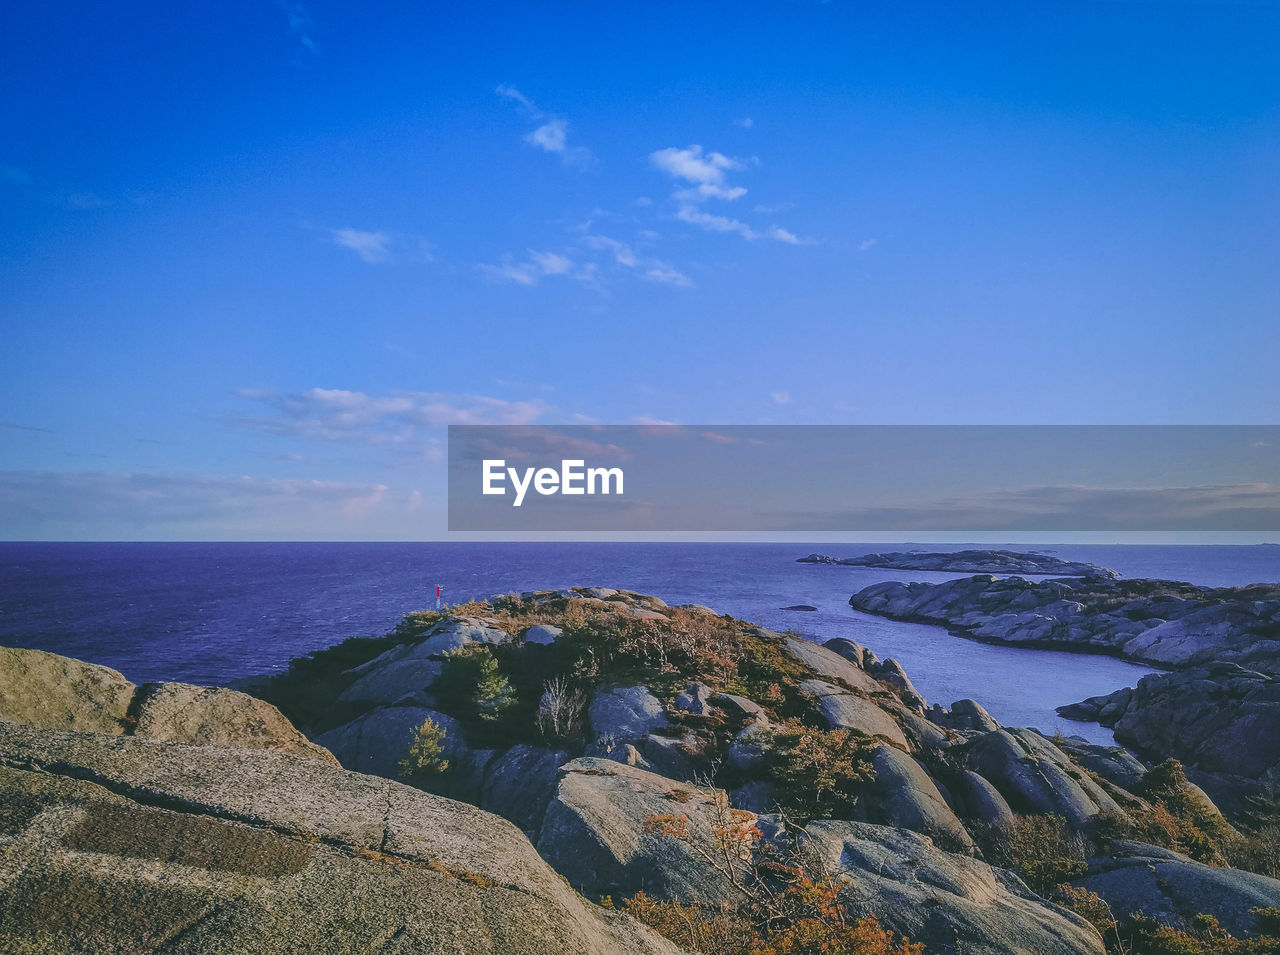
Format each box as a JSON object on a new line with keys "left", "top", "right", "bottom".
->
{"left": 2, "top": 1, "right": 1278, "bottom": 539}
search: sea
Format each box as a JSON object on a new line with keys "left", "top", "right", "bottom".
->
{"left": 4, "top": 542, "right": 1280, "bottom": 747}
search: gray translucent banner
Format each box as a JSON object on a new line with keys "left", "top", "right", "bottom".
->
{"left": 447, "top": 425, "right": 1280, "bottom": 532}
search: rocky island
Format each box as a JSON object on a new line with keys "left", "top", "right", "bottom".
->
{"left": 799, "top": 550, "right": 1119, "bottom": 578}
{"left": 4, "top": 587, "right": 1279, "bottom": 953}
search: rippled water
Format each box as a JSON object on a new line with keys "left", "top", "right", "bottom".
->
{"left": 4, "top": 542, "right": 1278, "bottom": 746}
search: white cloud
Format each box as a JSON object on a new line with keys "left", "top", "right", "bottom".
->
{"left": 528, "top": 250, "right": 573, "bottom": 275}
{"left": 632, "top": 416, "right": 679, "bottom": 426}
{"left": 734, "top": 117, "right": 754, "bottom": 129}
{"left": 526, "top": 119, "right": 568, "bottom": 153}
{"left": 652, "top": 144, "right": 807, "bottom": 244}
{"left": 579, "top": 234, "right": 693, "bottom": 288}
{"left": 479, "top": 249, "right": 580, "bottom": 286}
{"left": 858, "top": 238, "right": 878, "bottom": 252}
{"left": 650, "top": 145, "right": 744, "bottom": 186}
{"left": 583, "top": 235, "right": 639, "bottom": 267}
{"left": 0, "top": 470, "right": 408, "bottom": 539}
{"left": 675, "top": 184, "right": 748, "bottom": 202}
{"left": 330, "top": 228, "right": 392, "bottom": 263}
{"left": 495, "top": 83, "right": 537, "bottom": 113}
{"left": 280, "top": 1, "right": 320, "bottom": 57}
{"left": 233, "top": 387, "right": 548, "bottom": 444}
{"left": 644, "top": 262, "right": 693, "bottom": 287}
{"left": 497, "top": 86, "right": 592, "bottom": 166}
{"left": 771, "top": 391, "right": 792, "bottom": 405}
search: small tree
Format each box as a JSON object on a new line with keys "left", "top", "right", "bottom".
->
{"left": 399, "top": 717, "right": 450, "bottom": 785}
{"left": 438, "top": 645, "right": 517, "bottom": 723}
{"left": 536, "top": 674, "right": 587, "bottom": 744}
{"left": 761, "top": 719, "right": 876, "bottom": 821}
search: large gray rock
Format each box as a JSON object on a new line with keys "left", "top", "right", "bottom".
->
{"left": 523, "top": 625, "right": 563, "bottom": 645}
{"left": 315, "top": 705, "right": 463, "bottom": 780}
{"left": 338, "top": 643, "right": 445, "bottom": 706}
{"left": 822, "top": 637, "right": 871, "bottom": 668}
{"left": 537, "top": 758, "right": 753, "bottom": 904}
{"left": 727, "top": 719, "right": 772, "bottom": 773}
{"left": 800, "top": 679, "right": 909, "bottom": 748}
{"left": 784, "top": 635, "right": 882, "bottom": 694}
{"left": 802, "top": 821, "right": 1106, "bottom": 955}
{"left": 673, "top": 682, "right": 713, "bottom": 716}
{"left": 0, "top": 646, "right": 134, "bottom": 735}
{"left": 711, "top": 692, "right": 765, "bottom": 720}
{"left": 339, "top": 616, "right": 510, "bottom": 707}
{"left": 1077, "top": 841, "right": 1280, "bottom": 937}
{"left": 871, "top": 658, "right": 928, "bottom": 711}
{"left": 1059, "top": 663, "right": 1280, "bottom": 812}
{"left": 1054, "top": 737, "right": 1148, "bottom": 792}
{"left": 0, "top": 723, "right": 679, "bottom": 955}
{"left": 130, "top": 682, "right": 337, "bottom": 764}
{"left": 0, "top": 647, "right": 335, "bottom": 764}
{"left": 951, "top": 769, "right": 1017, "bottom": 829}
{"left": 635, "top": 734, "right": 700, "bottom": 783}
{"left": 855, "top": 745, "right": 975, "bottom": 851}
{"left": 932, "top": 699, "right": 1001, "bottom": 734}
{"left": 588, "top": 686, "right": 668, "bottom": 743}
{"left": 964, "top": 729, "right": 1126, "bottom": 827}
{"left": 480, "top": 744, "right": 570, "bottom": 837}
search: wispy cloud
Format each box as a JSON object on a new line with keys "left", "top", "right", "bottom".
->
{"left": 632, "top": 416, "right": 679, "bottom": 426}
{"left": 770, "top": 391, "right": 792, "bottom": 405}
{"left": 330, "top": 227, "right": 392, "bottom": 263}
{"left": 650, "top": 144, "right": 806, "bottom": 244}
{"left": 857, "top": 238, "right": 878, "bottom": 252}
{"left": 783, "top": 483, "right": 1280, "bottom": 532}
{"left": 279, "top": 1, "right": 320, "bottom": 57}
{"left": 478, "top": 249, "right": 590, "bottom": 286}
{"left": 644, "top": 262, "right": 693, "bottom": 287}
{"left": 232, "top": 387, "right": 548, "bottom": 444}
{"left": 496, "top": 85, "right": 592, "bottom": 166}
{"left": 0, "top": 419, "right": 50, "bottom": 432}
{"left": 580, "top": 233, "right": 693, "bottom": 287}
{"left": 734, "top": 117, "right": 754, "bottom": 129}
{"left": 0, "top": 471, "right": 408, "bottom": 538}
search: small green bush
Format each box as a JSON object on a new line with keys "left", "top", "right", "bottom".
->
{"left": 399, "top": 717, "right": 450, "bottom": 786}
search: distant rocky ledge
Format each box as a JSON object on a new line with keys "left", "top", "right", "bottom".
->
{"left": 799, "top": 549, "right": 1119, "bottom": 578}
{"left": 848, "top": 575, "right": 1280, "bottom": 674}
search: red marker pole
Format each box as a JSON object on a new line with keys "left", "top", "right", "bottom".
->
{"left": 435, "top": 584, "right": 443, "bottom": 610}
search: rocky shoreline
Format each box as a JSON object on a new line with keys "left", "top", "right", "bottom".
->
{"left": 799, "top": 549, "right": 1119, "bottom": 578}
{"left": 4, "top": 586, "right": 1278, "bottom": 953}
{"left": 849, "top": 574, "right": 1280, "bottom": 814}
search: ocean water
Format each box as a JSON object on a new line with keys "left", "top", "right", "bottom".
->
{"left": 4, "top": 542, "right": 1279, "bottom": 746}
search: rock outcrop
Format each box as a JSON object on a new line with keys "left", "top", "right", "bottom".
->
{"left": 801, "top": 549, "right": 1118, "bottom": 577}
{"left": 0, "top": 647, "right": 335, "bottom": 764}
{"left": 536, "top": 757, "right": 749, "bottom": 905}
{"left": 1058, "top": 663, "right": 1280, "bottom": 811}
{"left": 0, "top": 723, "right": 678, "bottom": 955}
{"left": 17, "top": 585, "right": 1272, "bottom": 952}
{"left": 339, "top": 615, "right": 511, "bottom": 707}
{"left": 1077, "top": 841, "right": 1280, "bottom": 938}
{"left": 801, "top": 821, "right": 1106, "bottom": 955}
{"left": 849, "top": 574, "right": 1280, "bottom": 675}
